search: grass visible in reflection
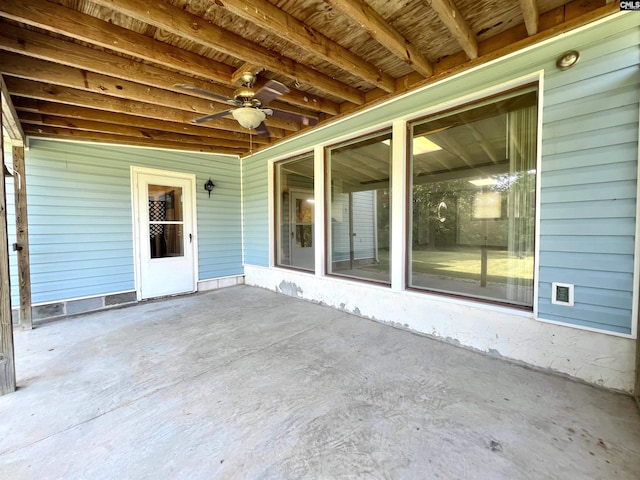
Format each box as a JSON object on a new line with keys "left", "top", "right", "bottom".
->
{"left": 410, "top": 247, "right": 533, "bottom": 283}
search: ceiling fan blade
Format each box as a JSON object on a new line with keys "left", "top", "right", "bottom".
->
{"left": 174, "top": 84, "right": 234, "bottom": 103}
{"left": 270, "top": 108, "right": 319, "bottom": 126}
{"left": 254, "top": 80, "right": 290, "bottom": 106}
{"left": 255, "top": 121, "right": 271, "bottom": 138}
{"left": 190, "top": 110, "right": 234, "bottom": 124}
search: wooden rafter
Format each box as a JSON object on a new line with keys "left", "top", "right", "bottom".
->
{"left": 520, "top": 0, "right": 540, "bottom": 36}
{"left": 89, "top": 0, "right": 365, "bottom": 105}
{"left": 19, "top": 114, "right": 265, "bottom": 149}
{"left": 0, "top": 0, "right": 621, "bottom": 156}
{"left": 0, "top": 0, "right": 335, "bottom": 115}
{"left": 216, "top": 0, "right": 396, "bottom": 93}
{"left": 12, "top": 99, "right": 270, "bottom": 144}
{"left": 0, "top": 23, "right": 334, "bottom": 118}
{"left": 231, "top": 64, "right": 265, "bottom": 86}
{"left": 21, "top": 125, "right": 243, "bottom": 155}
{"left": 429, "top": 0, "right": 478, "bottom": 60}
{"left": 5, "top": 77, "right": 288, "bottom": 139}
{"left": 325, "top": 0, "right": 433, "bottom": 78}
{"left": 0, "top": 52, "right": 300, "bottom": 133}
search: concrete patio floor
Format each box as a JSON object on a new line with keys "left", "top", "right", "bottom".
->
{"left": 1, "top": 285, "right": 639, "bottom": 479}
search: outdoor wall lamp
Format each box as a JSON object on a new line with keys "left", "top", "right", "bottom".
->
{"left": 204, "top": 178, "right": 215, "bottom": 197}
{"left": 556, "top": 50, "right": 580, "bottom": 70}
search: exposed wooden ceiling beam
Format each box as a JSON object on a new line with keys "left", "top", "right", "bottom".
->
{"left": 0, "top": 0, "right": 334, "bottom": 115}
{"left": 5, "top": 78, "right": 287, "bottom": 138}
{"left": 520, "top": 0, "right": 540, "bottom": 36}
{"left": 19, "top": 113, "right": 254, "bottom": 149}
{"left": 0, "top": 53, "right": 299, "bottom": 132}
{"left": 325, "top": 0, "right": 433, "bottom": 78}
{"left": 0, "top": 0, "right": 232, "bottom": 84}
{"left": 12, "top": 98, "right": 270, "bottom": 144}
{"left": 89, "top": 0, "right": 365, "bottom": 105}
{"left": 0, "top": 75, "right": 24, "bottom": 146}
{"left": 0, "top": 21, "right": 336, "bottom": 118}
{"left": 231, "top": 64, "right": 265, "bottom": 86}
{"left": 0, "top": 23, "right": 230, "bottom": 107}
{"left": 216, "top": 0, "right": 396, "bottom": 93}
{"left": 429, "top": 0, "right": 478, "bottom": 60}
{"left": 22, "top": 125, "right": 242, "bottom": 155}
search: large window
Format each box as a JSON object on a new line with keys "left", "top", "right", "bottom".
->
{"left": 326, "top": 130, "right": 391, "bottom": 284}
{"left": 275, "top": 154, "right": 315, "bottom": 271}
{"left": 408, "top": 87, "right": 538, "bottom": 307}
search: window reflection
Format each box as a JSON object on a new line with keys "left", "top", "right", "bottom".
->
{"left": 275, "top": 154, "right": 315, "bottom": 271}
{"left": 326, "top": 130, "right": 391, "bottom": 284}
{"left": 409, "top": 88, "right": 537, "bottom": 307}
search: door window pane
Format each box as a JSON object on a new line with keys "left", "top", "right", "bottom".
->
{"left": 275, "top": 154, "right": 315, "bottom": 271}
{"left": 148, "top": 184, "right": 184, "bottom": 258}
{"left": 409, "top": 87, "right": 538, "bottom": 307}
{"left": 326, "top": 130, "right": 391, "bottom": 284}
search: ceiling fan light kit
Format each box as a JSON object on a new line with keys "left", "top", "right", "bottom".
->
{"left": 176, "top": 72, "right": 318, "bottom": 138}
{"left": 232, "top": 107, "right": 266, "bottom": 129}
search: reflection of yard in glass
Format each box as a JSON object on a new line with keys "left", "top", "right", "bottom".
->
{"left": 412, "top": 247, "right": 533, "bottom": 284}
{"left": 371, "top": 247, "right": 534, "bottom": 284}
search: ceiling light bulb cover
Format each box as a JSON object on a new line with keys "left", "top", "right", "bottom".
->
{"left": 232, "top": 107, "right": 266, "bottom": 129}
{"left": 556, "top": 50, "right": 580, "bottom": 70}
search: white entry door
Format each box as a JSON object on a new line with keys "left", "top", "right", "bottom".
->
{"left": 132, "top": 167, "right": 197, "bottom": 299}
{"left": 289, "top": 190, "right": 315, "bottom": 270}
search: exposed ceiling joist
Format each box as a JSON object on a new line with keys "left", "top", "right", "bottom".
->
{"left": 325, "top": 0, "right": 433, "bottom": 78}
{"left": 0, "top": 0, "right": 621, "bottom": 157}
{"left": 231, "top": 64, "right": 265, "bottom": 86}
{"left": 0, "top": 0, "right": 232, "bottom": 84}
{"left": 429, "top": 0, "right": 479, "bottom": 60}
{"left": 22, "top": 124, "right": 242, "bottom": 155}
{"left": 20, "top": 113, "right": 256, "bottom": 149}
{"left": 0, "top": 52, "right": 300, "bottom": 133}
{"left": 520, "top": 0, "right": 540, "bottom": 36}
{"left": 5, "top": 77, "right": 288, "bottom": 138}
{"left": 89, "top": 0, "right": 365, "bottom": 105}
{"left": 216, "top": 0, "right": 396, "bottom": 93}
{"left": 12, "top": 98, "right": 268, "bottom": 145}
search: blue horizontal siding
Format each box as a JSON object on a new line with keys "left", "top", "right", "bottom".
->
{"left": 538, "top": 252, "right": 633, "bottom": 274}
{"left": 539, "top": 236, "right": 635, "bottom": 255}
{"left": 537, "top": 21, "right": 639, "bottom": 334}
{"left": 6, "top": 139, "right": 242, "bottom": 305}
{"left": 543, "top": 82, "right": 638, "bottom": 124}
{"left": 541, "top": 218, "right": 636, "bottom": 237}
{"left": 538, "top": 267, "right": 633, "bottom": 292}
{"left": 542, "top": 182, "right": 636, "bottom": 204}
{"left": 541, "top": 160, "right": 636, "bottom": 187}
{"left": 541, "top": 198, "right": 636, "bottom": 217}
{"left": 242, "top": 158, "right": 270, "bottom": 267}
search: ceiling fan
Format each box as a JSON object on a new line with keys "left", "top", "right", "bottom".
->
{"left": 175, "top": 72, "right": 319, "bottom": 138}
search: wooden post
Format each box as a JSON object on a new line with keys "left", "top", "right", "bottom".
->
{"left": 0, "top": 123, "right": 17, "bottom": 395}
{"left": 12, "top": 146, "right": 32, "bottom": 330}
{"left": 635, "top": 324, "right": 640, "bottom": 408}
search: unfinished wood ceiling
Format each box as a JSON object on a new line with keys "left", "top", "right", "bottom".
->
{"left": 0, "top": 0, "right": 619, "bottom": 157}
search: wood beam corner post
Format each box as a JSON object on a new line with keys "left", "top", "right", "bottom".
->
{"left": 0, "top": 119, "right": 17, "bottom": 395}
{"left": 12, "top": 145, "right": 32, "bottom": 330}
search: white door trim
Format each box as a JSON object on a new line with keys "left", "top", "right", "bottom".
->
{"left": 131, "top": 166, "right": 199, "bottom": 300}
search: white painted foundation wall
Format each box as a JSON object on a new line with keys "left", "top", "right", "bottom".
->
{"left": 245, "top": 264, "right": 636, "bottom": 393}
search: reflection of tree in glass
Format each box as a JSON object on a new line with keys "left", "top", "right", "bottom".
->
{"left": 295, "top": 199, "right": 313, "bottom": 222}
